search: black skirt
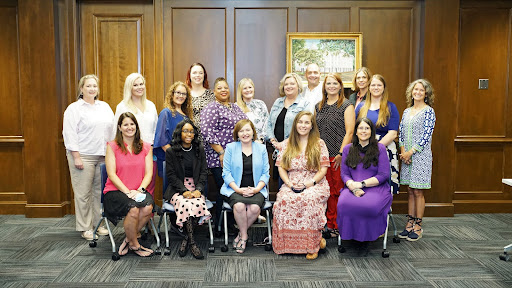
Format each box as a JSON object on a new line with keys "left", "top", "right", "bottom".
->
{"left": 228, "top": 192, "right": 264, "bottom": 208}
{"left": 103, "top": 190, "right": 154, "bottom": 225}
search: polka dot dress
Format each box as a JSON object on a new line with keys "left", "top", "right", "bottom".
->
{"left": 169, "top": 177, "right": 211, "bottom": 227}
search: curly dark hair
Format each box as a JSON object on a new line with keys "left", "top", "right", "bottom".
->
{"left": 345, "top": 117, "right": 380, "bottom": 169}
{"left": 170, "top": 119, "right": 201, "bottom": 158}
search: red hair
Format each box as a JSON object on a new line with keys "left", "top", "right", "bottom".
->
{"left": 185, "top": 63, "right": 209, "bottom": 89}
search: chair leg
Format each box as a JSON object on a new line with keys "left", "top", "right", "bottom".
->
{"left": 266, "top": 209, "right": 272, "bottom": 244}
{"left": 383, "top": 212, "right": 390, "bottom": 251}
{"left": 207, "top": 218, "right": 215, "bottom": 253}
{"left": 149, "top": 218, "right": 161, "bottom": 255}
{"left": 104, "top": 218, "right": 116, "bottom": 253}
{"left": 224, "top": 210, "right": 229, "bottom": 246}
{"left": 163, "top": 212, "right": 170, "bottom": 255}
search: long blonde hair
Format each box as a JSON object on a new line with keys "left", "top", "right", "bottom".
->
{"left": 236, "top": 78, "right": 254, "bottom": 113}
{"left": 164, "top": 81, "right": 193, "bottom": 121}
{"left": 123, "top": 73, "right": 147, "bottom": 113}
{"left": 281, "top": 111, "right": 321, "bottom": 171}
{"left": 357, "top": 74, "right": 390, "bottom": 128}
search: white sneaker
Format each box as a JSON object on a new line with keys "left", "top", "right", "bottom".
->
{"left": 81, "top": 230, "right": 98, "bottom": 240}
{"left": 96, "top": 226, "right": 109, "bottom": 236}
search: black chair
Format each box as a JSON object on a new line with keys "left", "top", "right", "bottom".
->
{"left": 89, "top": 163, "right": 161, "bottom": 260}
{"left": 158, "top": 161, "right": 215, "bottom": 255}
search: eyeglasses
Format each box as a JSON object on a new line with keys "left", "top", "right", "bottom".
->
{"left": 174, "top": 91, "right": 188, "bottom": 97}
{"left": 182, "top": 129, "right": 195, "bottom": 134}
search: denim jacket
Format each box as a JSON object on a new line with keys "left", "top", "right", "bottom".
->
{"left": 266, "top": 94, "right": 313, "bottom": 141}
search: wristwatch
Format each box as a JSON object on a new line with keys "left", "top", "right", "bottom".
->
{"left": 361, "top": 181, "right": 366, "bottom": 188}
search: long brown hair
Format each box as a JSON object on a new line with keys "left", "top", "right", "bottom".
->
{"left": 318, "top": 73, "right": 345, "bottom": 111}
{"left": 115, "top": 112, "right": 143, "bottom": 155}
{"left": 281, "top": 111, "right": 321, "bottom": 171}
{"left": 164, "top": 81, "right": 193, "bottom": 121}
{"left": 357, "top": 74, "right": 390, "bottom": 128}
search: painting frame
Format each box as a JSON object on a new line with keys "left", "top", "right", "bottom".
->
{"left": 286, "top": 32, "right": 363, "bottom": 89}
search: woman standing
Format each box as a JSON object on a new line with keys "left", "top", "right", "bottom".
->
{"left": 63, "top": 74, "right": 114, "bottom": 240}
{"left": 221, "top": 119, "right": 270, "bottom": 253}
{"left": 104, "top": 112, "right": 155, "bottom": 257}
{"left": 186, "top": 63, "right": 215, "bottom": 136}
{"left": 153, "top": 81, "right": 193, "bottom": 177}
{"left": 315, "top": 73, "right": 355, "bottom": 238}
{"left": 355, "top": 74, "right": 400, "bottom": 195}
{"left": 201, "top": 77, "right": 248, "bottom": 230}
{"left": 235, "top": 78, "right": 269, "bottom": 143}
{"left": 272, "top": 111, "right": 330, "bottom": 260}
{"left": 348, "top": 67, "right": 372, "bottom": 108}
{"left": 337, "top": 118, "right": 392, "bottom": 256}
{"left": 398, "top": 79, "right": 436, "bottom": 242}
{"left": 113, "top": 73, "right": 158, "bottom": 195}
{"left": 165, "top": 119, "right": 211, "bottom": 259}
{"left": 267, "top": 73, "right": 312, "bottom": 148}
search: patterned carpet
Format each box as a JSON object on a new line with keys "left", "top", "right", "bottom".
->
{"left": 0, "top": 213, "right": 511, "bottom": 287}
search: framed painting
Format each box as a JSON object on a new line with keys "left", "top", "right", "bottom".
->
{"left": 286, "top": 32, "right": 363, "bottom": 89}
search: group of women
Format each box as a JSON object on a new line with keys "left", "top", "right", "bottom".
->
{"left": 63, "top": 62, "right": 435, "bottom": 260}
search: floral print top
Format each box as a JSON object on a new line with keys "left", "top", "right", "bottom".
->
{"left": 235, "top": 99, "right": 269, "bottom": 142}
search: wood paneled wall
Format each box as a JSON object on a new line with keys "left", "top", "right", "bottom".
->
{"left": 1, "top": 0, "right": 511, "bottom": 217}
{"left": 453, "top": 0, "right": 512, "bottom": 213}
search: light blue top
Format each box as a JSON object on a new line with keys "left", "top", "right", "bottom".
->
{"left": 265, "top": 94, "right": 313, "bottom": 141}
{"left": 221, "top": 141, "right": 270, "bottom": 198}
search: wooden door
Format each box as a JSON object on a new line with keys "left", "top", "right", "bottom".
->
{"left": 80, "top": 0, "right": 161, "bottom": 111}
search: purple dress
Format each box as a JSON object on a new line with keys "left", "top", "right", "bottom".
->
{"left": 336, "top": 143, "right": 392, "bottom": 242}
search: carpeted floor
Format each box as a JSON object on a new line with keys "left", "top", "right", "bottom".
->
{"left": 0, "top": 213, "right": 511, "bottom": 287}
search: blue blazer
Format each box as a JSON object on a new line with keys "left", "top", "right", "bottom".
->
{"left": 221, "top": 141, "right": 270, "bottom": 198}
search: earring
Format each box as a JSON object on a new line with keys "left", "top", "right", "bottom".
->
{"left": 424, "top": 98, "right": 428, "bottom": 103}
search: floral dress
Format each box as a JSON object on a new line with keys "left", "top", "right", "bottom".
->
{"left": 272, "top": 139, "right": 330, "bottom": 255}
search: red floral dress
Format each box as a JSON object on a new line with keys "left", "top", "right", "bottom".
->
{"left": 272, "top": 139, "right": 330, "bottom": 254}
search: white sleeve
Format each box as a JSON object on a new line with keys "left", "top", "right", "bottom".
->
{"left": 62, "top": 103, "right": 80, "bottom": 151}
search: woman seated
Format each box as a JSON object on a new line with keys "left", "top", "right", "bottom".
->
{"left": 221, "top": 119, "right": 270, "bottom": 253}
{"left": 272, "top": 111, "right": 330, "bottom": 260}
{"left": 103, "top": 112, "right": 155, "bottom": 257}
{"left": 336, "top": 117, "right": 393, "bottom": 256}
{"left": 164, "top": 119, "right": 211, "bottom": 259}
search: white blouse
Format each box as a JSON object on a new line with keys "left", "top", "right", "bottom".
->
{"left": 113, "top": 100, "right": 158, "bottom": 144}
{"left": 63, "top": 99, "right": 115, "bottom": 156}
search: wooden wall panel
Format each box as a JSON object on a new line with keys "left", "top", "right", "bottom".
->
{"left": 422, "top": 0, "right": 459, "bottom": 216}
{"left": 359, "top": 8, "right": 415, "bottom": 114}
{"left": 297, "top": 8, "right": 350, "bottom": 32}
{"left": 235, "top": 8, "right": 288, "bottom": 109}
{"left": 80, "top": 1, "right": 157, "bottom": 111}
{"left": 458, "top": 8, "right": 509, "bottom": 136}
{"left": 455, "top": 145, "right": 503, "bottom": 192}
{"left": 170, "top": 9, "right": 226, "bottom": 86}
{"left": 18, "top": 0, "right": 67, "bottom": 217}
{"left": 0, "top": 3, "right": 22, "bottom": 137}
{"left": 0, "top": 145, "right": 26, "bottom": 214}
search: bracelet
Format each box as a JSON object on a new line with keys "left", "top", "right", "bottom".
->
{"left": 338, "top": 152, "right": 342, "bottom": 157}
{"left": 217, "top": 150, "right": 225, "bottom": 155}
{"left": 312, "top": 180, "right": 317, "bottom": 185}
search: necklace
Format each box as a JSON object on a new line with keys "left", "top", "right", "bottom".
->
{"left": 181, "top": 145, "right": 192, "bottom": 152}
